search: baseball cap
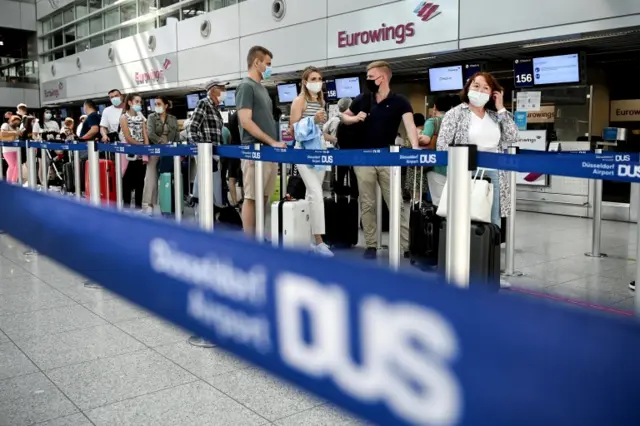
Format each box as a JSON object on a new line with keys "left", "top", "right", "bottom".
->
{"left": 16, "top": 103, "right": 27, "bottom": 110}
{"left": 205, "top": 78, "right": 229, "bottom": 91}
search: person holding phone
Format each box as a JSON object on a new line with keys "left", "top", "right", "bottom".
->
{"left": 436, "top": 72, "right": 518, "bottom": 229}
{"left": 289, "top": 66, "right": 333, "bottom": 257}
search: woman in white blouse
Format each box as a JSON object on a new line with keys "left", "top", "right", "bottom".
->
{"left": 436, "top": 72, "right": 519, "bottom": 229}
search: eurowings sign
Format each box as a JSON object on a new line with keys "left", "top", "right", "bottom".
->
{"left": 329, "top": 0, "right": 458, "bottom": 58}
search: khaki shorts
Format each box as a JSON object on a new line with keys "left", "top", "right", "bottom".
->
{"left": 241, "top": 159, "right": 278, "bottom": 201}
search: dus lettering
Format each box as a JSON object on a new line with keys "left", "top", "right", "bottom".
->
{"left": 321, "top": 155, "right": 333, "bottom": 164}
{"left": 276, "top": 272, "right": 461, "bottom": 425}
{"left": 420, "top": 153, "right": 437, "bottom": 164}
{"left": 618, "top": 164, "right": 640, "bottom": 178}
{"left": 251, "top": 152, "right": 261, "bottom": 160}
{"left": 615, "top": 155, "right": 631, "bottom": 162}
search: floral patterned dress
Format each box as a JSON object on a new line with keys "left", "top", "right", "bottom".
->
{"left": 435, "top": 103, "right": 519, "bottom": 217}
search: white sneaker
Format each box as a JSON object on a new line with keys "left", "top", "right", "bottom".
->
{"left": 500, "top": 278, "right": 512, "bottom": 289}
{"left": 143, "top": 206, "right": 153, "bottom": 216}
{"left": 313, "top": 243, "right": 334, "bottom": 257}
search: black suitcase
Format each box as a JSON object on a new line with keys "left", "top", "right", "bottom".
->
{"left": 437, "top": 220, "right": 501, "bottom": 292}
{"left": 286, "top": 165, "right": 306, "bottom": 200}
{"left": 409, "top": 167, "right": 440, "bottom": 266}
{"left": 63, "top": 162, "right": 75, "bottom": 193}
{"left": 324, "top": 168, "right": 359, "bottom": 248}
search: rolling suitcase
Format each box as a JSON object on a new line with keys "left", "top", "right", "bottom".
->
{"left": 324, "top": 167, "right": 359, "bottom": 247}
{"left": 84, "top": 159, "right": 116, "bottom": 203}
{"left": 63, "top": 162, "right": 74, "bottom": 193}
{"left": 409, "top": 167, "right": 440, "bottom": 266}
{"left": 437, "top": 220, "right": 501, "bottom": 292}
{"left": 271, "top": 199, "right": 311, "bottom": 249}
{"left": 159, "top": 172, "right": 184, "bottom": 216}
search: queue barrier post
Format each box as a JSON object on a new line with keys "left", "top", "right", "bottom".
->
{"left": 503, "top": 146, "right": 523, "bottom": 277}
{"left": 73, "top": 143, "right": 81, "bottom": 200}
{"left": 16, "top": 146, "right": 23, "bottom": 186}
{"left": 445, "top": 145, "right": 474, "bottom": 288}
{"left": 254, "top": 143, "right": 265, "bottom": 243}
{"left": 189, "top": 141, "right": 215, "bottom": 348}
{"left": 173, "top": 143, "right": 183, "bottom": 223}
{"left": 388, "top": 145, "right": 401, "bottom": 270}
{"left": 114, "top": 148, "right": 124, "bottom": 211}
{"left": 40, "top": 146, "right": 48, "bottom": 193}
{"left": 24, "top": 142, "right": 39, "bottom": 256}
{"left": 84, "top": 140, "right": 102, "bottom": 288}
{"left": 0, "top": 150, "right": 4, "bottom": 181}
{"left": 586, "top": 148, "right": 607, "bottom": 258}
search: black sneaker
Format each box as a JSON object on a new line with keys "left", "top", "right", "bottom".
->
{"left": 403, "top": 251, "right": 410, "bottom": 259}
{"left": 364, "top": 247, "right": 377, "bottom": 259}
{"left": 630, "top": 281, "right": 636, "bottom": 291}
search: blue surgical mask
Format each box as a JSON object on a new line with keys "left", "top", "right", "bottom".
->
{"left": 154, "top": 106, "right": 164, "bottom": 114}
{"left": 262, "top": 66, "right": 272, "bottom": 80}
{"left": 44, "top": 113, "right": 52, "bottom": 120}
{"left": 111, "top": 97, "right": 122, "bottom": 107}
{"left": 132, "top": 105, "right": 142, "bottom": 113}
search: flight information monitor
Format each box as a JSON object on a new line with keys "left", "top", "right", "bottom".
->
{"left": 533, "top": 53, "right": 580, "bottom": 85}
{"left": 277, "top": 84, "right": 298, "bottom": 103}
{"left": 428, "top": 65, "right": 463, "bottom": 92}
{"left": 335, "top": 77, "right": 361, "bottom": 98}
{"left": 186, "top": 94, "right": 199, "bottom": 109}
{"left": 464, "top": 63, "right": 482, "bottom": 81}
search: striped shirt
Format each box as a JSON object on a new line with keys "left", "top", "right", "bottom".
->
{"left": 303, "top": 100, "right": 325, "bottom": 126}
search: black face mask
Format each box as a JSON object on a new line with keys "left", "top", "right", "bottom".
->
{"left": 366, "top": 79, "right": 380, "bottom": 93}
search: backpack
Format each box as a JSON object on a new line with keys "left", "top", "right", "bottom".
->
{"left": 425, "top": 117, "right": 441, "bottom": 150}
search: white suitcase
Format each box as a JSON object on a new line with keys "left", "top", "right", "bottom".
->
{"left": 271, "top": 200, "right": 311, "bottom": 249}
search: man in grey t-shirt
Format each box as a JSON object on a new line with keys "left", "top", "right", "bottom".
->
{"left": 236, "top": 45, "right": 286, "bottom": 237}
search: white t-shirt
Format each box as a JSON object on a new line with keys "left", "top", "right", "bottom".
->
{"left": 468, "top": 112, "right": 500, "bottom": 152}
{"left": 100, "top": 105, "right": 124, "bottom": 133}
{"left": 1, "top": 123, "right": 19, "bottom": 153}
{"left": 76, "top": 122, "right": 84, "bottom": 137}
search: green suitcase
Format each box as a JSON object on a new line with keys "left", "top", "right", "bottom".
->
{"left": 159, "top": 173, "right": 183, "bottom": 216}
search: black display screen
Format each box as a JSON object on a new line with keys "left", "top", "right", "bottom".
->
{"left": 464, "top": 63, "right": 482, "bottom": 81}
{"left": 325, "top": 80, "right": 337, "bottom": 102}
{"left": 514, "top": 58, "right": 534, "bottom": 88}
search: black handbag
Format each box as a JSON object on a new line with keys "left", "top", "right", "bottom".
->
{"left": 286, "top": 165, "right": 306, "bottom": 200}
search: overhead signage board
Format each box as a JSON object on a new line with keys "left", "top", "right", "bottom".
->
{"left": 610, "top": 100, "right": 640, "bottom": 122}
{"left": 42, "top": 79, "right": 67, "bottom": 102}
{"left": 328, "top": 0, "right": 459, "bottom": 59}
{"left": 123, "top": 53, "right": 178, "bottom": 89}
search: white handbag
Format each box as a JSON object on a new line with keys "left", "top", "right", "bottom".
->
{"left": 436, "top": 169, "right": 494, "bottom": 224}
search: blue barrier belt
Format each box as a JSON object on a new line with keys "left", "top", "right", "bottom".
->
{"left": 1, "top": 180, "right": 639, "bottom": 426}
{"left": 96, "top": 143, "right": 197, "bottom": 156}
{"left": 0, "top": 140, "right": 27, "bottom": 148}
{"left": 517, "top": 149, "right": 640, "bottom": 162}
{"left": 26, "top": 141, "right": 87, "bottom": 152}
{"left": 478, "top": 152, "right": 640, "bottom": 183}
{"left": 214, "top": 145, "right": 449, "bottom": 167}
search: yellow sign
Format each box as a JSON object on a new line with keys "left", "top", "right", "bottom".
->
{"left": 526, "top": 106, "right": 555, "bottom": 123}
{"left": 610, "top": 100, "right": 640, "bottom": 122}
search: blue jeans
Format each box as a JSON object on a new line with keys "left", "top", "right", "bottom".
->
{"left": 482, "top": 169, "right": 501, "bottom": 228}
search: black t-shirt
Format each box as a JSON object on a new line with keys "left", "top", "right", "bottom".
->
{"left": 336, "top": 122, "right": 360, "bottom": 150}
{"left": 79, "top": 111, "right": 100, "bottom": 139}
{"left": 349, "top": 92, "right": 413, "bottom": 149}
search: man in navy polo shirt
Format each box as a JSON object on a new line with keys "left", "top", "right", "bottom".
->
{"left": 342, "top": 60, "right": 419, "bottom": 259}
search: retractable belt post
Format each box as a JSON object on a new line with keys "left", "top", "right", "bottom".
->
{"left": 388, "top": 145, "right": 401, "bottom": 270}
{"left": 40, "top": 146, "right": 48, "bottom": 193}
{"left": 0, "top": 150, "right": 4, "bottom": 181}
{"left": 24, "top": 141, "right": 39, "bottom": 256}
{"left": 586, "top": 148, "right": 607, "bottom": 258}
{"left": 189, "top": 141, "right": 215, "bottom": 348}
{"left": 73, "top": 142, "right": 81, "bottom": 200}
{"left": 87, "top": 141, "right": 100, "bottom": 206}
{"left": 114, "top": 147, "right": 124, "bottom": 211}
{"left": 173, "top": 143, "right": 183, "bottom": 223}
{"left": 503, "top": 146, "right": 523, "bottom": 277}
{"left": 254, "top": 143, "right": 265, "bottom": 242}
{"left": 445, "top": 145, "right": 475, "bottom": 288}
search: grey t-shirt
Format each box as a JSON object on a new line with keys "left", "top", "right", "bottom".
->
{"left": 235, "top": 77, "right": 277, "bottom": 144}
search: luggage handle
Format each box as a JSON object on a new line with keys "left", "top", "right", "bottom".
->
{"left": 411, "top": 166, "right": 424, "bottom": 211}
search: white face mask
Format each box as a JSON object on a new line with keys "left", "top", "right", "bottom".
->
{"left": 467, "top": 90, "right": 490, "bottom": 108}
{"left": 306, "top": 82, "right": 322, "bottom": 94}
{"left": 217, "top": 92, "right": 226, "bottom": 103}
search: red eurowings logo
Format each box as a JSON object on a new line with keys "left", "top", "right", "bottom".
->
{"left": 413, "top": 1, "right": 441, "bottom": 22}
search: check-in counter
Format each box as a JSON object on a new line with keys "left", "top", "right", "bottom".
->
{"left": 516, "top": 141, "right": 593, "bottom": 218}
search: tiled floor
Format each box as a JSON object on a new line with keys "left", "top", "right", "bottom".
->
{"left": 0, "top": 210, "right": 638, "bottom": 425}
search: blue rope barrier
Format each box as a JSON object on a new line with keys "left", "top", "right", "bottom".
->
{"left": 96, "top": 143, "right": 197, "bottom": 156}
{"left": 0, "top": 181, "right": 639, "bottom": 426}
{"left": 26, "top": 141, "right": 88, "bottom": 152}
